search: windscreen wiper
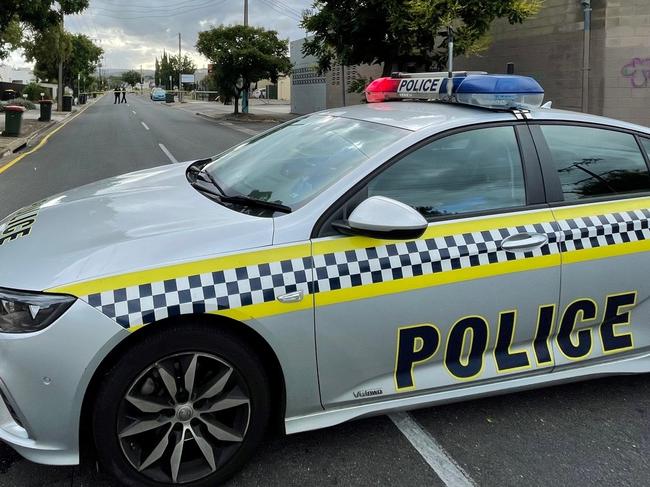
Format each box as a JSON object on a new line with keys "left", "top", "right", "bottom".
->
{"left": 190, "top": 180, "right": 292, "bottom": 214}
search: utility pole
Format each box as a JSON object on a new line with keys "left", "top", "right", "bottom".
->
{"left": 244, "top": 0, "right": 249, "bottom": 26}
{"left": 581, "top": 0, "right": 592, "bottom": 114}
{"left": 140, "top": 64, "right": 143, "bottom": 94}
{"left": 178, "top": 32, "right": 182, "bottom": 102}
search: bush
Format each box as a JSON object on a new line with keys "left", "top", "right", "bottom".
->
{"left": 0, "top": 99, "right": 37, "bottom": 112}
{"left": 22, "top": 82, "right": 48, "bottom": 101}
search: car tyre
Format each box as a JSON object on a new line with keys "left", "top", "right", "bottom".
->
{"left": 92, "top": 323, "right": 271, "bottom": 486}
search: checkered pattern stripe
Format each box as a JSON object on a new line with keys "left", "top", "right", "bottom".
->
{"left": 84, "top": 256, "right": 312, "bottom": 328}
{"left": 81, "top": 208, "right": 650, "bottom": 328}
{"left": 312, "top": 221, "right": 559, "bottom": 293}
{"left": 557, "top": 208, "right": 650, "bottom": 252}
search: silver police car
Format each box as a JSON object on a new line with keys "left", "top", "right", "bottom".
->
{"left": 1, "top": 73, "right": 650, "bottom": 486}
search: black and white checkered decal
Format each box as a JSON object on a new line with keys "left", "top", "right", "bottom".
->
{"left": 81, "top": 209, "right": 650, "bottom": 328}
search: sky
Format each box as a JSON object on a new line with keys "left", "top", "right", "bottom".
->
{"left": 9, "top": 0, "right": 312, "bottom": 71}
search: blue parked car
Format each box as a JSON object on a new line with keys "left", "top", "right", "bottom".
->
{"left": 150, "top": 87, "right": 166, "bottom": 101}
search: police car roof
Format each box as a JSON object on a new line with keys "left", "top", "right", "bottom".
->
{"left": 319, "top": 101, "right": 650, "bottom": 135}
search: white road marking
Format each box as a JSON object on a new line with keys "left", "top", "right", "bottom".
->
{"left": 158, "top": 143, "right": 178, "bottom": 164}
{"left": 132, "top": 110, "right": 136, "bottom": 115}
{"left": 389, "top": 412, "right": 476, "bottom": 487}
{"left": 141, "top": 121, "right": 150, "bottom": 131}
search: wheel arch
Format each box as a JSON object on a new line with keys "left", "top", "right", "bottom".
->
{"left": 78, "top": 313, "right": 287, "bottom": 466}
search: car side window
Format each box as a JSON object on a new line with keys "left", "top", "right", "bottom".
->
{"left": 366, "top": 126, "right": 526, "bottom": 219}
{"left": 540, "top": 125, "right": 650, "bottom": 202}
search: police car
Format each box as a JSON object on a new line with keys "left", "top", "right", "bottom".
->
{"left": 1, "top": 71, "right": 650, "bottom": 486}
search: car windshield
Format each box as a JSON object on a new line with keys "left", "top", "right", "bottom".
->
{"left": 203, "top": 114, "right": 407, "bottom": 209}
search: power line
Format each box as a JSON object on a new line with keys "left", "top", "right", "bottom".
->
{"left": 87, "top": 0, "right": 229, "bottom": 20}
{"left": 257, "top": 0, "right": 302, "bottom": 21}
{"left": 90, "top": 0, "right": 219, "bottom": 16}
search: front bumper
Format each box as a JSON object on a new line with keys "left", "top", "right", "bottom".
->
{"left": 0, "top": 299, "right": 127, "bottom": 465}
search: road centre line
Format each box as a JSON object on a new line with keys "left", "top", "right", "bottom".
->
{"left": 389, "top": 412, "right": 476, "bottom": 487}
{"left": 158, "top": 143, "right": 178, "bottom": 164}
{"left": 141, "top": 121, "right": 150, "bottom": 131}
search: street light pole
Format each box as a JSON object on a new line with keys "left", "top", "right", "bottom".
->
{"left": 244, "top": 0, "right": 249, "bottom": 26}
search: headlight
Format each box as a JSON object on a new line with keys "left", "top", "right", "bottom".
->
{"left": 0, "top": 288, "right": 75, "bottom": 333}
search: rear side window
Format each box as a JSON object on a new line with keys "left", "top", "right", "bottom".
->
{"left": 540, "top": 125, "right": 650, "bottom": 201}
{"left": 367, "top": 126, "right": 526, "bottom": 219}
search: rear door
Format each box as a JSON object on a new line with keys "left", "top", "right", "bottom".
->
{"left": 531, "top": 123, "right": 650, "bottom": 369}
{"left": 312, "top": 123, "right": 563, "bottom": 408}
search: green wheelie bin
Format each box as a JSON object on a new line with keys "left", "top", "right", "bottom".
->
{"left": 3, "top": 105, "right": 26, "bottom": 136}
{"left": 39, "top": 100, "right": 53, "bottom": 121}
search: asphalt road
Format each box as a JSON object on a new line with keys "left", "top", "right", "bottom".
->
{"left": 0, "top": 94, "right": 648, "bottom": 486}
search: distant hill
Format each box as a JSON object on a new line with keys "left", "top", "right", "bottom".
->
{"left": 102, "top": 68, "right": 155, "bottom": 77}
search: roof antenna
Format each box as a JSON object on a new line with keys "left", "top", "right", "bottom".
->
{"left": 447, "top": 26, "right": 454, "bottom": 98}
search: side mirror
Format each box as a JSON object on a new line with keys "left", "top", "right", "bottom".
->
{"left": 333, "top": 196, "right": 428, "bottom": 240}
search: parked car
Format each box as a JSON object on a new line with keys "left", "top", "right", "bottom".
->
{"left": 151, "top": 87, "right": 166, "bottom": 101}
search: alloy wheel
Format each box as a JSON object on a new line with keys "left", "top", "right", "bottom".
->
{"left": 117, "top": 352, "right": 251, "bottom": 484}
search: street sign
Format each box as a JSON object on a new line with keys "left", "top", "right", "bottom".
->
{"left": 181, "top": 74, "right": 195, "bottom": 84}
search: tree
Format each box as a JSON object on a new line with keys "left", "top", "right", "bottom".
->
{"left": 196, "top": 25, "right": 291, "bottom": 114}
{"left": 301, "top": 0, "right": 542, "bottom": 77}
{"left": 1, "top": 0, "right": 89, "bottom": 59}
{"left": 24, "top": 29, "right": 102, "bottom": 94}
{"left": 122, "top": 70, "right": 141, "bottom": 87}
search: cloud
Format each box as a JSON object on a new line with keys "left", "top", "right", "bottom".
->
{"left": 12, "top": 0, "right": 311, "bottom": 70}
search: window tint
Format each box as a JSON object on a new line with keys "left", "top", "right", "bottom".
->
{"left": 541, "top": 125, "right": 650, "bottom": 201}
{"left": 367, "top": 126, "right": 526, "bottom": 219}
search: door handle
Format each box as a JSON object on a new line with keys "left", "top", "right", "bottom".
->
{"left": 277, "top": 290, "right": 304, "bottom": 304}
{"left": 500, "top": 232, "right": 548, "bottom": 252}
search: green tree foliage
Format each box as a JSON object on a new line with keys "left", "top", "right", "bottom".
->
{"left": 22, "top": 82, "right": 48, "bottom": 101}
{"left": 23, "top": 29, "right": 103, "bottom": 95}
{"left": 1, "top": 0, "right": 89, "bottom": 59}
{"left": 196, "top": 25, "right": 291, "bottom": 114}
{"left": 122, "top": 70, "right": 142, "bottom": 87}
{"left": 301, "top": 0, "right": 542, "bottom": 76}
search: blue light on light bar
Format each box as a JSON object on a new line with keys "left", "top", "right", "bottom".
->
{"left": 455, "top": 75, "right": 544, "bottom": 109}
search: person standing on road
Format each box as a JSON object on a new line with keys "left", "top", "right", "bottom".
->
{"left": 121, "top": 86, "right": 127, "bottom": 104}
{"left": 114, "top": 86, "right": 120, "bottom": 104}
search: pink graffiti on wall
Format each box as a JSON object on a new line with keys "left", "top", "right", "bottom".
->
{"left": 622, "top": 58, "right": 650, "bottom": 88}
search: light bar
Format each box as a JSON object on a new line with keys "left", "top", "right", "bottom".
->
{"left": 365, "top": 73, "right": 544, "bottom": 110}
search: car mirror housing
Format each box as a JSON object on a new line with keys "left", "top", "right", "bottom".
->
{"left": 333, "top": 196, "right": 428, "bottom": 240}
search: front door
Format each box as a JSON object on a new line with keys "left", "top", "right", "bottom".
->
{"left": 313, "top": 124, "right": 563, "bottom": 407}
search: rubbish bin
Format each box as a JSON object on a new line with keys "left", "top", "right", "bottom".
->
{"left": 165, "top": 92, "right": 175, "bottom": 103}
{"left": 3, "top": 105, "right": 26, "bottom": 136}
{"left": 62, "top": 95, "right": 73, "bottom": 112}
{"left": 1, "top": 89, "right": 17, "bottom": 101}
{"left": 39, "top": 100, "right": 53, "bottom": 122}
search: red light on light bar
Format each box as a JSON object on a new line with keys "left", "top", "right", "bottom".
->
{"left": 365, "top": 77, "right": 399, "bottom": 103}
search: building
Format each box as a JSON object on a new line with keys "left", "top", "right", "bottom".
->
{"left": 0, "top": 64, "right": 35, "bottom": 84}
{"left": 290, "top": 37, "right": 383, "bottom": 114}
{"left": 455, "top": 0, "right": 650, "bottom": 126}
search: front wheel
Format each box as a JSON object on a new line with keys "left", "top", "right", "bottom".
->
{"left": 92, "top": 324, "right": 271, "bottom": 486}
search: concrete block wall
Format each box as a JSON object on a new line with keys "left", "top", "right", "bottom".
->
{"left": 456, "top": 0, "right": 650, "bottom": 126}
{"left": 602, "top": 0, "right": 650, "bottom": 126}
